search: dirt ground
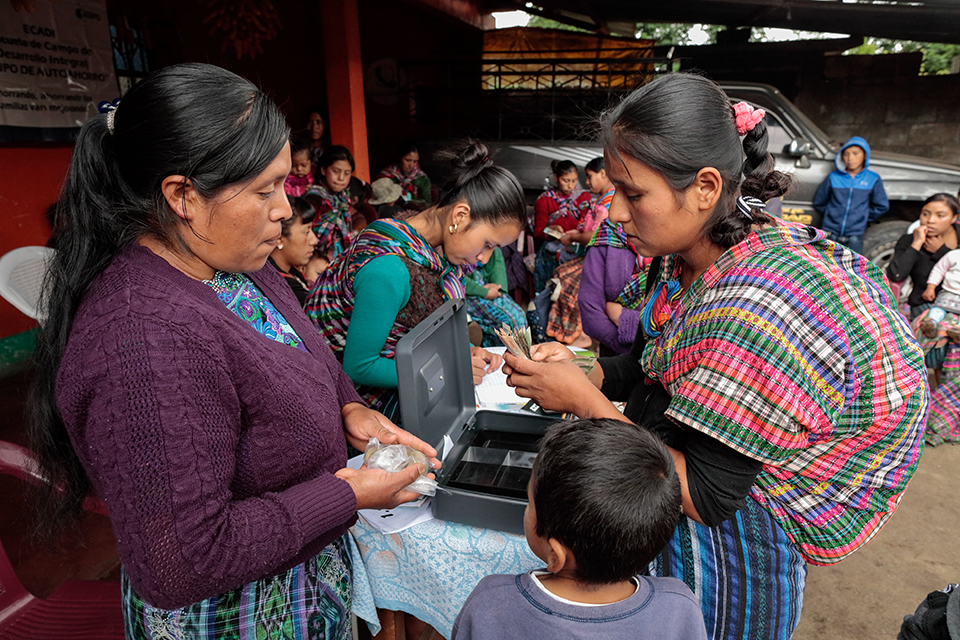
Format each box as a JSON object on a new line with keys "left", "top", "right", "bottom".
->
{"left": 792, "top": 442, "right": 960, "bottom": 640}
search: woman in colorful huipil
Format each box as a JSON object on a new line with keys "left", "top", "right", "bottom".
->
{"left": 579, "top": 156, "right": 652, "bottom": 355}
{"left": 532, "top": 159, "right": 595, "bottom": 292}
{"left": 503, "top": 74, "right": 927, "bottom": 640}
{"left": 543, "top": 158, "right": 614, "bottom": 346}
{"left": 306, "top": 145, "right": 355, "bottom": 260}
{"left": 376, "top": 141, "right": 432, "bottom": 207}
{"left": 29, "top": 63, "right": 438, "bottom": 640}
{"left": 307, "top": 141, "right": 525, "bottom": 421}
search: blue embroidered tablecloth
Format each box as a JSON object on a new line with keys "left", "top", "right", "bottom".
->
{"left": 348, "top": 516, "right": 542, "bottom": 638}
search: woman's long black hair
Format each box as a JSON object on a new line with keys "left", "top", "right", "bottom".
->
{"left": 600, "top": 73, "right": 792, "bottom": 248}
{"left": 28, "top": 62, "right": 290, "bottom": 542}
{"left": 434, "top": 139, "right": 526, "bottom": 228}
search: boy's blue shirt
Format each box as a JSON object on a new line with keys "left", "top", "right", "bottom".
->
{"left": 813, "top": 136, "right": 889, "bottom": 236}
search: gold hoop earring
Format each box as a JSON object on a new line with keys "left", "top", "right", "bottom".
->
{"left": 448, "top": 223, "right": 458, "bottom": 234}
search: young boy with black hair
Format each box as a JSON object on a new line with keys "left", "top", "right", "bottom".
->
{"left": 813, "top": 135, "right": 889, "bottom": 254}
{"left": 451, "top": 419, "right": 707, "bottom": 640}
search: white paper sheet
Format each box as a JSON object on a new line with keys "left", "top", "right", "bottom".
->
{"left": 347, "top": 452, "right": 438, "bottom": 534}
{"left": 473, "top": 346, "right": 525, "bottom": 406}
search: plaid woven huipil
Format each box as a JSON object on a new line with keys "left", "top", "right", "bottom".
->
{"left": 642, "top": 221, "right": 928, "bottom": 565}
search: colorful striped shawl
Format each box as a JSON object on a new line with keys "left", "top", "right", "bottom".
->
{"left": 305, "top": 183, "right": 352, "bottom": 258}
{"left": 641, "top": 221, "right": 927, "bottom": 565}
{"left": 306, "top": 217, "right": 464, "bottom": 362}
{"left": 588, "top": 218, "right": 649, "bottom": 310}
{"left": 539, "top": 188, "right": 592, "bottom": 226}
{"left": 596, "top": 187, "right": 615, "bottom": 209}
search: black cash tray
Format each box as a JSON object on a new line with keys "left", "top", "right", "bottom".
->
{"left": 395, "top": 299, "right": 558, "bottom": 535}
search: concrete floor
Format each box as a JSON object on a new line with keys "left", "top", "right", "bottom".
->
{"left": 793, "top": 442, "right": 960, "bottom": 640}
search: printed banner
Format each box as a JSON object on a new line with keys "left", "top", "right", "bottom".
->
{"left": 0, "top": 0, "right": 117, "bottom": 129}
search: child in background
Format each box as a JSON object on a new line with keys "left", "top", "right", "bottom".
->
{"left": 347, "top": 177, "right": 377, "bottom": 233}
{"left": 305, "top": 145, "right": 355, "bottom": 260}
{"left": 463, "top": 247, "right": 528, "bottom": 347}
{"left": 368, "top": 177, "right": 404, "bottom": 220}
{"left": 813, "top": 136, "right": 889, "bottom": 254}
{"left": 923, "top": 248, "right": 960, "bottom": 314}
{"left": 914, "top": 248, "right": 960, "bottom": 359}
{"left": 532, "top": 160, "right": 594, "bottom": 292}
{"left": 452, "top": 419, "right": 706, "bottom": 640}
{"left": 284, "top": 136, "right": 314, "bottom": 197}
{"left": 578, "top": 156, "right": 651, "bottom": 355}
{"left": 302, "top": 254, "right": 329, "bottom": 287}
{"left": 267, "top": 196, "right": 318, "bottom": 307}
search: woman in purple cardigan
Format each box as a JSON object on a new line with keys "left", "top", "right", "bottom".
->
{"left": 28, "top": 63, "right": 437, "bottom": 639}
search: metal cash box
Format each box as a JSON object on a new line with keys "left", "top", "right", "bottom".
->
{"left": 395, "top": 299, "right": 558, "bottom": 535}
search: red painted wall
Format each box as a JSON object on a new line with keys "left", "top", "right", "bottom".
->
{"left": 0, "top": 144, "right": 68, "bottom": 338}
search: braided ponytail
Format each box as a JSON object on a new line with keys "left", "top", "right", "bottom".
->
{"left": 600, "top": 74, "right": 793, "bottom": 249}
{"left": 29, "top": 63, "right": 290, "bottom": 542}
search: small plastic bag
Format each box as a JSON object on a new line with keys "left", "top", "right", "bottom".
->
{"left": 363, "top": 438, "right": 438, "bottom": 496}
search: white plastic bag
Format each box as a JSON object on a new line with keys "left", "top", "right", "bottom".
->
{"left": 363, "top": 438, "right": 438, "bottom": 496}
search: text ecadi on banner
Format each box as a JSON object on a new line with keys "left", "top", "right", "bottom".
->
{"left": 0, "top": 0, "right": 117, "bottom": 130}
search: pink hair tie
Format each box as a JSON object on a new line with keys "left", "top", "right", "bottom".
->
{"left": 732, "top": 102, "right": 766, "bottom": 135}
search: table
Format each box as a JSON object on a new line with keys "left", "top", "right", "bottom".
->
{"left": 347, "top": 516, "right": 543, "bottom": 638}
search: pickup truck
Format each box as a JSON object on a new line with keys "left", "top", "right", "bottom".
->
{"left": 490, "top": 81, "right": 960, "bottom": 268}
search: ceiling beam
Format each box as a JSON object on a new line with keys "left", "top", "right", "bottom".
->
{"left": 486, "top": 0, "right": 960, "bottom": 45}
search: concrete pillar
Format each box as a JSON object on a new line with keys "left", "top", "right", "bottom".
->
{"left": 320, "top": 0, "right": 370, "bottom": 181}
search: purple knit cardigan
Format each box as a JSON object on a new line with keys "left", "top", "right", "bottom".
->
{"left": 56, "top": 243, "right": 362, "bottom": 609}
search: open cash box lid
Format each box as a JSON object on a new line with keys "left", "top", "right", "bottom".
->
{"left": 395, "top": 299, "right": 477, "bottom": 458}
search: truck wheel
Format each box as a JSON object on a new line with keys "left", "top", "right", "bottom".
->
{"left": 863, "top": 220, "right": 911, "bottom": 269}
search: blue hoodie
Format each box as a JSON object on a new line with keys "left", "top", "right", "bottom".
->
{"left": 812, "top": 136, "right": 889, "bottom": 236}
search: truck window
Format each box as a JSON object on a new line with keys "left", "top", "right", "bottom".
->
{"left": 764, "top": 111, "right": 795, "bottom": 156}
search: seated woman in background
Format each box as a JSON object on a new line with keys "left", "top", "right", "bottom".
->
{"left": 532, "top": 159, "right": 594, "bottom": 292}
{"left": 887, "top": 192, "right": 960, "bottom": 320}
{"left": 542, "top": 159, "right": 612, "bottom": 347}
{"left": 306, "top": 145, "right": 355, "bottom": 260}
{"left": 377, "top": 141, "right": 432, "bottom": 207}
{"left": 307, "top": 141, "right": 524, "bottom": 421}
{"left": 305, "top": 107, "right": 326, "bottom": 167}
{"left": 886, "top": 193, "right": 960, "bottom": 374}
{"left": 268, "top": 196, "right": 318, "bottom": 307}
{"left": 463, "top": 246, "right": 529, "bottom": 347}
{"left": 578, "top": 156, "right": 652, "bottom": 355}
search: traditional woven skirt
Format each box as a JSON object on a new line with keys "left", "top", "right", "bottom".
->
{"left": 123, "top": 536, "right": 352, "bottom": 640}
{"left": 465, "top": 294, "right": 528, "bottom": 348}
{"left": 649, "top": 496, "right": 807, "bottom": 640}
{"left": 546, "top": 257, "right": 584, "bottom": 344}
{"left": 925, "top": 344, "right": 960, "bottom": 445}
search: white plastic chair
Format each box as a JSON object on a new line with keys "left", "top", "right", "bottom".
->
{"left": 0, "top": 246, "right": 55, "bottom": 321}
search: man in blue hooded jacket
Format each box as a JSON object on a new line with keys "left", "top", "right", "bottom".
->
{"left": 813, "top": 136, "right": 889, "bottom": 254}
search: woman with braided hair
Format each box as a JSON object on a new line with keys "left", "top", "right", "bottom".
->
{"left": 503, "top": 73, "right": 927, "bottom": 640}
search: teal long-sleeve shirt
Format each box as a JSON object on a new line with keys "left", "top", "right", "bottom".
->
{"left": 342, "top": 255, "right": 411, "bottom": 389}
{"left": 463, "top": 248, "right": 508, "bottom": 298}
